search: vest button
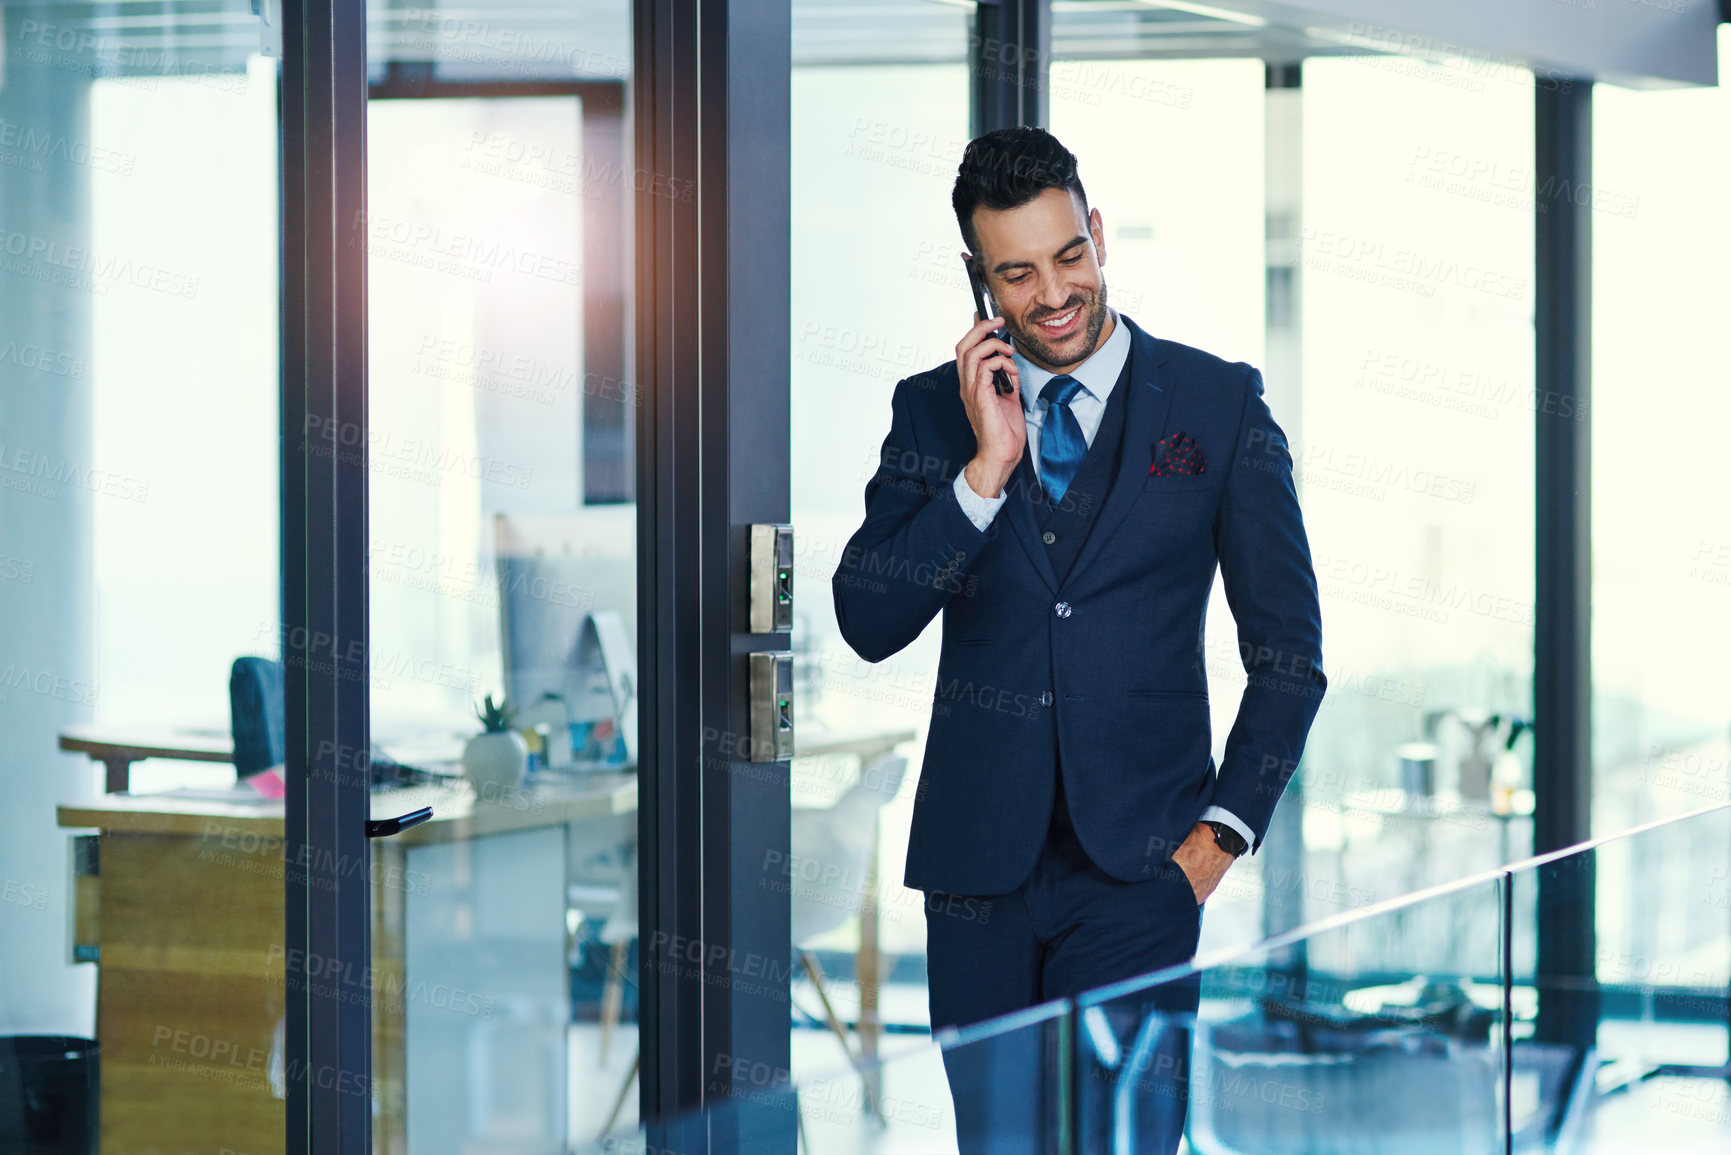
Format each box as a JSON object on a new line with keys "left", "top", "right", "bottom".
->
{"left": 1042, "top": 531, "right": 1056, "bottom": 545}
{"left": 1054, "top": 601, "right": 1072, "bottom": 618}
{"left": 1038, "top": 691, "right": 1054, "bottom": 707}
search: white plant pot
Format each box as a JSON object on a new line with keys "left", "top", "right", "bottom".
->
{"left": 464, "top": 730, "right": 528, "bottom": 800}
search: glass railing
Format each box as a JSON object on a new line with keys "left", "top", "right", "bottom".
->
{"left": 581, "top": 801, "right": 1731, "bottom": 1153}
{"left": 1507, "top": 804, "right": 1731, "bottom": 1152}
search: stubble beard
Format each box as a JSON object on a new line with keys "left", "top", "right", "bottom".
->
{"left": 1010, "top": 281, "right": 1110, "bottom": 371}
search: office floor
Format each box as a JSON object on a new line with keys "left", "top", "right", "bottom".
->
{"left": 1580, "top": 1075, "right": 1731, "bottom": 1154}
{"left": 569, "top": 982, "right": 959, "bottom": 1153}
{"left": 569, "top": 983, "right": 1203, "bottom": 1153}
{"left": 568, "top": 1021, "right": 643, "bottom": 1147}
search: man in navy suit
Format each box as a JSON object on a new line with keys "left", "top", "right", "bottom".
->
{"left": 831, "top": 127, "right": 1327, "bottom": 1152}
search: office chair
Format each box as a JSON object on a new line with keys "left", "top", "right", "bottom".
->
{"left": 229, "top": 656, "right": 285, "bottom": 777}
{"left": 790, "top": 750, "right": 908, "bottom": 1102}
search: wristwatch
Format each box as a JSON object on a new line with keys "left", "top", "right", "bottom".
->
{"left": 1201, "top": 820, "right": 1249, "bottom": 858}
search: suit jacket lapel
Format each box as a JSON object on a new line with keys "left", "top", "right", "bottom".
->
{"left": 1062, "top": 315, "right": 1173, "bottom": 588}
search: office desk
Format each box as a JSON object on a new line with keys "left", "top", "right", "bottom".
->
{"left": 58, "top": 722, "right": 469, "bottom": 795}
{"left": 59, "top": 724, "right": 233, "bottom": 793}
{"left": 60, "top": 776, "right": 633, "bottom": 1155}
{"left": 57, "top": 722, "right": 915, "bottom": 1147}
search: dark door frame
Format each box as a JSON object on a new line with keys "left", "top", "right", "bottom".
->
{"left": 280, "top": 0, "right": 372, "bottom": 1147}
{"left": 634, "top": 0, "right": 794, "bottom": 1138}
{"left": 1533, "top": 77, "right": 1597, "bottom": 1052}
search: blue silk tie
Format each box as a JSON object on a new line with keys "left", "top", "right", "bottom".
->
{"left": 1037, "top": 374, "right": 1086, "bottom": 506}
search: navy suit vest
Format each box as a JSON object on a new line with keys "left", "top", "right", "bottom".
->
{"left": 1032, "top": 354, "right": 1133, "bottom": 831}
{"left": 1032, "top": 355, "right": 1134, "bottom": 588}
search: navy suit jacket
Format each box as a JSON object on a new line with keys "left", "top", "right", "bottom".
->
{"left": 832, "top": 314, "right": 1326, "bottom": 896}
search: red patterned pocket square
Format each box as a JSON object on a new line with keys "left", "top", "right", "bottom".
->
{"left": 1150, "top": 432, "right": 1205, "bottom": 477}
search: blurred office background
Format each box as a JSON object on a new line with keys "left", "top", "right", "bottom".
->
{"left": 1, "top": 0, "right": 1728, "bottom": 1151}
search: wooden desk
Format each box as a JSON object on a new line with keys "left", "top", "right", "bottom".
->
{"left": 60, "top": 776, "right": 633, "bottom": 1155}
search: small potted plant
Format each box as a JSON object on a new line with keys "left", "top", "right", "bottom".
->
{"left": 464, "top": 693, "right": 528, "bottom": 800}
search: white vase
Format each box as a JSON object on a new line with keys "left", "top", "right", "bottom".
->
{"left": 464, "top": 730, "right": 528, "bottom": 800}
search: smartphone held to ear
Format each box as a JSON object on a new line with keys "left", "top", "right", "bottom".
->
{"left": 963, "top": 256, "right": 1017, "bottom": 396}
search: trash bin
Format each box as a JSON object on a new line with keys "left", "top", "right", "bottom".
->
{"left": 0, "top": 1036, "right": 98, "bottom": 1155}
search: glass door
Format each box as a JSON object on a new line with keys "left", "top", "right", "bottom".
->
{"left": 360, "top": 2, "right": 640, "bottom": 1149}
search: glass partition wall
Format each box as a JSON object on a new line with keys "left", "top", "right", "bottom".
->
{"left": 361, "top": 1, "right": 639, "bottom": 1147}
{"left": 319, "top": 0, "right": 792, "bottom": 1144}
{"left": 0, "top": 8, "right": 289, "bottom": 1155}
{"left": 1282, "top": 50, "right": 1538, "bottom": 928}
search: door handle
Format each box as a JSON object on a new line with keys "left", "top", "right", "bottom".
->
{"left": 366, "top": 806, "right": 433, "bottom": 839}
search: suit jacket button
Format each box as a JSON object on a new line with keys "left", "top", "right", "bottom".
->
{"left": 1054, "top": 601, "right": 1072, "bottom": 618}
{"left": 1042, "top": 531, "right": 1056, "bottom": 545}
{"left": 1039, "top": 691, "right": 1054, "bottom": 707}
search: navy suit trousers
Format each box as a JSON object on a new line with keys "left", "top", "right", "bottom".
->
{"left": 924, "top": 774, "right": 1204, "bottom": 1154}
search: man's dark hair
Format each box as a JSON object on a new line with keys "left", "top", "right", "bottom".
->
{"left": 951, "top": 126, "right": 1089, "bottom": 257}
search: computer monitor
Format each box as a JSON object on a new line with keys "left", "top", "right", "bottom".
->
{"left": 494, "top": 508, "right": 637, "bottom": 763}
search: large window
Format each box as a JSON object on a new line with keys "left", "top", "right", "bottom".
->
{"left": 90, "top": 61, "right": 281, "bottom": 749}
{"left": 1049, "top": 59, "right": 1266, "bottom": 366}
{"left": 1590, "top": 30, "right": 1731, "bottom": 836}
{"left": 1293, "top": 56, "right": 1537, "bottom": 919}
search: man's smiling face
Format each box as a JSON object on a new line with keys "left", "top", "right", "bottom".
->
{"left": 968, "top": 186, "right": 1111, "bottom": 374}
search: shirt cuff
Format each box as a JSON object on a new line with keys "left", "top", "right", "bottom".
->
{"left": 952, "top": 469, "right": 1007, "bottom": 532}
{"left": 1200, "top": 806, "right": 1256, "bottom": 853}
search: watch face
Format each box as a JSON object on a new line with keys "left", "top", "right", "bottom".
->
{"left": 1208, "top": 822, "right": 1248, "bottom": 857}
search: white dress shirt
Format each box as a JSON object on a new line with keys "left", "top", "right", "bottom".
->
{"left": 952, "top": 308, "right": 1130, "bottom": 527}
{"left": 946, "top": 310, "right": 1256, "bottom": 854}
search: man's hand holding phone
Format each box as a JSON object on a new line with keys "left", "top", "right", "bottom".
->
{"left": 956, "top": 314, "right": 1026, "bottom": 501}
